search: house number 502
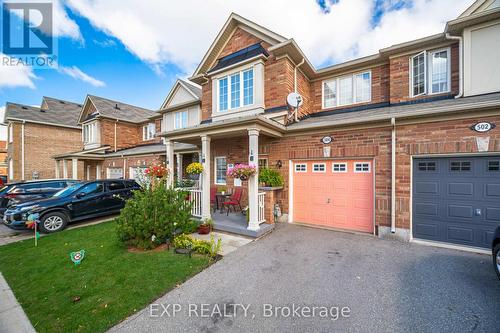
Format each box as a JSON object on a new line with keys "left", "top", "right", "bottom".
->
{"left": 471, "top": 122, "right": 495, "bottom": 133}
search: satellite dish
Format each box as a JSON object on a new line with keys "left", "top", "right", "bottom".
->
{"left": 286, "top": 92, "right": 303, "bottom": 108}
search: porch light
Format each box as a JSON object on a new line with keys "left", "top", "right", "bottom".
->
{"left": 249, "top": 150, "right": 254, "bottom": 162}
{"left": 276, "top": 160, "right": 283, "bottom": 169}
{"left": 201, "top": 153, "right": 205, "bottom": 163}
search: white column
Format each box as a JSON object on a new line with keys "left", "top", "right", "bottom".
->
{"left": 176, "top": 153, "right": 183, "bottom": 180}
{"left": 247, "top": 129, "right": 260, "bottom": 231}
{"left": 96, "top": 164, "right": 101, "bottom": 179}
{"left": 54, "top": 160, "right": 60, "bottom": 179}
{"left": 165, "top": 140, "right": 174, "bottom": 187}
{"left": 62, "top": 159, "right": 68, "bottom": 179}
{"left": 72, "top": 158, "right": 78, "bottom": 180}
{"left": 201, "top": 135, "right": 211, "bottom": 220}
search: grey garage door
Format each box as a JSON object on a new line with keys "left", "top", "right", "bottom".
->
{"left": 412, "top": 156, "right": 500, "bottom": 248}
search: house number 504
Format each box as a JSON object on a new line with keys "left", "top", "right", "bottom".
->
{"left": 471, "top": 122, "right": 495, "bottom": 133}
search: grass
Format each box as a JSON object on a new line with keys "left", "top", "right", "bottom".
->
{"left": 0, "top": 221, "right": 210, "bottom": 333}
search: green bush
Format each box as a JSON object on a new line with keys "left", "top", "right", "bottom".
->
{"left": 116, "top": 181, "right": 194, "bottom": 250}
{"left": 172, "top": 234, "right": 221, "bottom": 258}
{"left": 258, "top": 168, "right": 284, "bottom": 187}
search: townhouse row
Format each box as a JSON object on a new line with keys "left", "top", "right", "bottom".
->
{"left": 4, "top": 0, "right": 500, "bottom": 248}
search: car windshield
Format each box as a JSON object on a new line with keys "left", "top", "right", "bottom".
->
{"left": 53, "top": 183, "right": 82, "bottom": 197}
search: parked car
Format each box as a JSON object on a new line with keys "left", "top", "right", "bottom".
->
{"left": 3, "top": 179, "right": 140, "bottom": 233}
{"left": 0, "top": 176, "right": 7, "bottom": 186}
{"left": 0, "top": 179, "right": 78, "bottom": 215}
{"left": 493, "top": 226, "right": 500, "bottom": 280}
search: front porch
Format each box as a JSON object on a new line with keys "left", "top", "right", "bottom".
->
{"left": 211, "top": 213, "right": 274, "bottom": 238}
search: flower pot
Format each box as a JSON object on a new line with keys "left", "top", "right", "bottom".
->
{"left": 197, "top": 224, "right": 211, "bottom": 234}
{"left": 189, "top": 173, "right": 200, "bottom": 180}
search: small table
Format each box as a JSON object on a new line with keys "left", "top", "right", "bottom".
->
{"left": 215, "top": 193, "right": 231, "bottom": 213}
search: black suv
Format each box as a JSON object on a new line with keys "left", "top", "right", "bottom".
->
{"left": 3, "top": 179, "right": 140, "bottom": 233}
{"left": 0, "top": 179, "right": 78, "bottom": 214}
{"left": 493, "top": 226, "right": 500, "bottom": 280}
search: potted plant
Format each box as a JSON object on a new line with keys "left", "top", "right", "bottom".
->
{"left": 258, "top": 168, "right": 284, "bottom": 187}
{"left": 227, "top": 163, "right": 257, "bottom": 181}
{"left": 186, "top": 162, "right": 203, "bottom": 180}
{"left": 197, "top": 217, "right": 213, "bottom": 235}
{"left": 144, "top": 164, "right": 168, "bottom": 179}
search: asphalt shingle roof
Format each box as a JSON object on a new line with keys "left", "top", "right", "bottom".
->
{"left": 87, "top": 95, "right": 159, "bottom": 123}
{"left": 4, "top": 97, "right": 82, "bottom": 127}
{"left": 207, "top": 43, "right": 268, "bottom": 74}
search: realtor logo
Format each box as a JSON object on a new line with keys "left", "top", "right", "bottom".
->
{"left": 1, "top": 2, "right": 57, "bottom": 68}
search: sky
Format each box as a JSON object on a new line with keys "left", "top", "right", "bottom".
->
{"left": 0, "top": 0, "right": 474, "bottom": 140}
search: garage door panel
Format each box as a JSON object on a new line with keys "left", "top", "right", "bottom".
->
{"left": 413, "top": 157, "right": 500, "bottom": 248}
{"left": 293, "top": 160, "right": 373, "bottom": 233}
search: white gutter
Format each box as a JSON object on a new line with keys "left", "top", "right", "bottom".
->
{"left": 445, "top": 33, "right": 463, "bottom": 98}
{"left": 294, "top": 58, "right": 305, "bottom": 122}
{"left": 114, "top": 119, "right": 118, "bottom": 152}
{"left": 391, "top": 117, "right": 396, "bottom": 233}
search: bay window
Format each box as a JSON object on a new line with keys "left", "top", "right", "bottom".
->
{"left": 410, "top": 48, "right": 450, "bottom": 97}
{"left": 142, "top": 123, "right": 155, "bottom": 140}
{"left": 322, "top": 70, "right": 371, "bottom": 108}
{"left": 174, "top": 111, "right": 188, "bottom": 129}
{"left": 218, "top": 68, "right": 254, "bottom": 112}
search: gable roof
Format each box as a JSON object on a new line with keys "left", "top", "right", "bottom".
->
{"left": 79, "top": 95, "right": 159, "bottom": 124}
{"left": 207, "top": 42, "right": 269, "bottom": 74}
{"left": 459, "top": 0, "right": 500, "bottom": 17}
{"left": 190, "top": 13, "right": 287, "bottom": 83}
{"left": 159, "top": 79, "right": 201, "bottom": 110}
{"left": 4, "top": 97, "right": 83, "bottom": 128}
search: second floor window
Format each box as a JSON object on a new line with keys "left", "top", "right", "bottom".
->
{"left": 174, "top": 111, "right": 188, "bottom": 129}
{"left": 218, "top": 68, "right": 254, "bottom": 112}
{"left": 143, "top": 123, "right": 155, "bottom": 140}
{"left": 410, "top": 48, "right": 450, "bottom": 97}
{"left": 83, "top": 122, "right": 97, "bottom": 143}
{"left": 322, "top": 71, "right": 371, "bottom": 109}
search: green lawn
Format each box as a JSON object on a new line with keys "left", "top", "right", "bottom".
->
{"left": 0, "top": 221, "right": 210, "bottom": 333}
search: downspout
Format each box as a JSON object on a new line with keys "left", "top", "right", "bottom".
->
{"left": 293, "top": 58, "right": 305, "bottom": 122}
{"left": 114, "top": 119, "right": 118, "bottom": 152}
{"left": 391, "top": 118, "right": 396, "bottom": 233}
{"left": 123, "top": 156, "right": 127, "bottom": 179}
{"left": 445, "top": 33, "right": 463, "bottom": 98}
{"left": 21, "top": 121, "right": 25, "bottom": 180}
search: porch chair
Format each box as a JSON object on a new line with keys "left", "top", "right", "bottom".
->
{"left": 210, "top": 186, "right": 217, "bottom": 212}
{"left": 222, "top": 188, "right": 244, "bottom": 216}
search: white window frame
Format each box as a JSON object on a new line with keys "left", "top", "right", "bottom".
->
{"left": 354, "top": 162, "right": 371, "bottom": 173}
{"left": 142, "top": 122, "right": 156, "bottom": 141}
{"left": 174, "top": 111, "right": 188, "bottom": 130}
{"left": 333, "top": 163, "right": 348, "bottom": 173}
{"left": 8, "top": 124, "right": 13, "bottom": 143}
{"left": 83, "top": 122, "right": 98, "bottom": 144}
{"left": 322, "top": 70, "right": 372, "bottom": 109}
{"left": 428, "top": 48, "right": 451, "bottom": 95}
{"left": 312, "top": 163, "right": 326, "bottom": 173}
{"left": 294, "top": 163, "right": 307, "bottom": 173}
{"left": 409, "top": 48, "right": 451, "bottom": 97}
{"left": 217, "top": 67, "right": 254, "bottom": 113}
{"left": 214, "top": 156, "right": 227, "bottom": 185}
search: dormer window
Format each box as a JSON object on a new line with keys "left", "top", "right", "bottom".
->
{"left": 410, "top": 48, "right": 450, "bottom": 97}
{"left": 83, "top": 122, "right": 97, "bottom": 143}
{"left": 143, "top": 123, "right": 155, "bottom": 140}
{"left": 218, "top": 68, "right": 254, "bottom": 112}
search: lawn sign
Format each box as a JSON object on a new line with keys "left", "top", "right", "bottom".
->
{"left": 70, "top": 250, "right": 85, "bottom": 266}
{"left": 25, "top": 213, "right": 40, "bottom": 246}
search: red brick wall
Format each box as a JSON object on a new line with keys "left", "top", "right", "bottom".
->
{"left": 219, "top": 28, "right": 262, "bottom": 58}
{"left": 264, "top": 56, "right": 294, "bottom": 111}
{"left": 101, "top": 154, "right": 165, "bottom": 179}
{"left": 389, "top": 43, "right": 459, "bottom": 104}
{"left": 100, "top": 119, "right": 142, "bottom": 150}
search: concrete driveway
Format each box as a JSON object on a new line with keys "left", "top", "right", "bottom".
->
{"left": 111, "top": 224, "right": 500, "bottom": 333}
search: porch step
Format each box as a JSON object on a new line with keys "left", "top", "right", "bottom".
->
{"left": 200, "top": 213, "right": 274, "bottom": 238}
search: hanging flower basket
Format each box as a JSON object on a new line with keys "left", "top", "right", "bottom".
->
{"left": 145, "top": 164, "right": 168, "bottom": 179}
{"left": 227, "top": 163, "right": 256, "bottom": 180}
{"left": 186, "top": 162, "right": 203, "bottom": 180}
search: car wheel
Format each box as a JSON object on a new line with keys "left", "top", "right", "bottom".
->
{"left": 494, "top": 243, "right": 500, "bottom": 280}
{"left": 39, "top": 212, "right": 68, "bottom": 233}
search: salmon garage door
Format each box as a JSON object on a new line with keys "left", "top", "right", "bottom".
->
{"left": 293, "top": 160, "right": 374, "bottom": 233}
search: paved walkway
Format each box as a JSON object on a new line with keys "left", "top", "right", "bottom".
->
{"left": 0, "top": 273, "right": 35, "bottom": 333}
{"left": 191, "top": 231, "right": 253, "bottom": 256}
{"left": 110, "top": 223, "right": 500, "bottom": 333}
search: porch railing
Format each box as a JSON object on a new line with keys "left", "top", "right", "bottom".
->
{"left": 258, "top": 192, "right": 266, "bottom": 223}
{"left": 188, "top": 189, "right": 202, "bottom": 218}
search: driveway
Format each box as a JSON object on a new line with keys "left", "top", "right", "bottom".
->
{"left": 111, "top": 224, "right": 500, "bottom": 333}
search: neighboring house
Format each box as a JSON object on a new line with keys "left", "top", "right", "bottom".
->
{"left": 53, "top": 94, "right": 197, "bottom": 181}
{"left": 159, "top": 0, "right": 500, "bottom": 249}
{"left": 0, "top": 140, "right": 7, "bottom": 178}
{"left": 4, "top": 97, "right": 83, "bottom": 181}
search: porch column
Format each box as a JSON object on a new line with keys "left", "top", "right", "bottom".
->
{"left": 176, "top": 153, "right": 183, "bottom": 180}
{"left": 72, "top": 158, "right": 78, "bottom": 180}
{"left": 201, "top": 135, "right": 211, "bottom": 220}
{"left": 247, "top": 129, "right": 260, "bottom": 231}
{"left": 165, "top": 140, "right": 174, "bottom": 187}
{"left": 54, "top": 160, "right": 60, "bottom": 179}
{"left": 62, "top": 159, "right": 68, "bottom": 179}
{"left": 96, "top": 164, "right": 101, "bottom": 179}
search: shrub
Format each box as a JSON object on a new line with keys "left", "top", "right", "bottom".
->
{"left": 116, "top": 180, "right": 193, "bottom": 250}
{"left": 258, "top": 168, "right": 284, "bottom": 187}
{"left": 172, "top": 234, "right": 221, "bottom": 259}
